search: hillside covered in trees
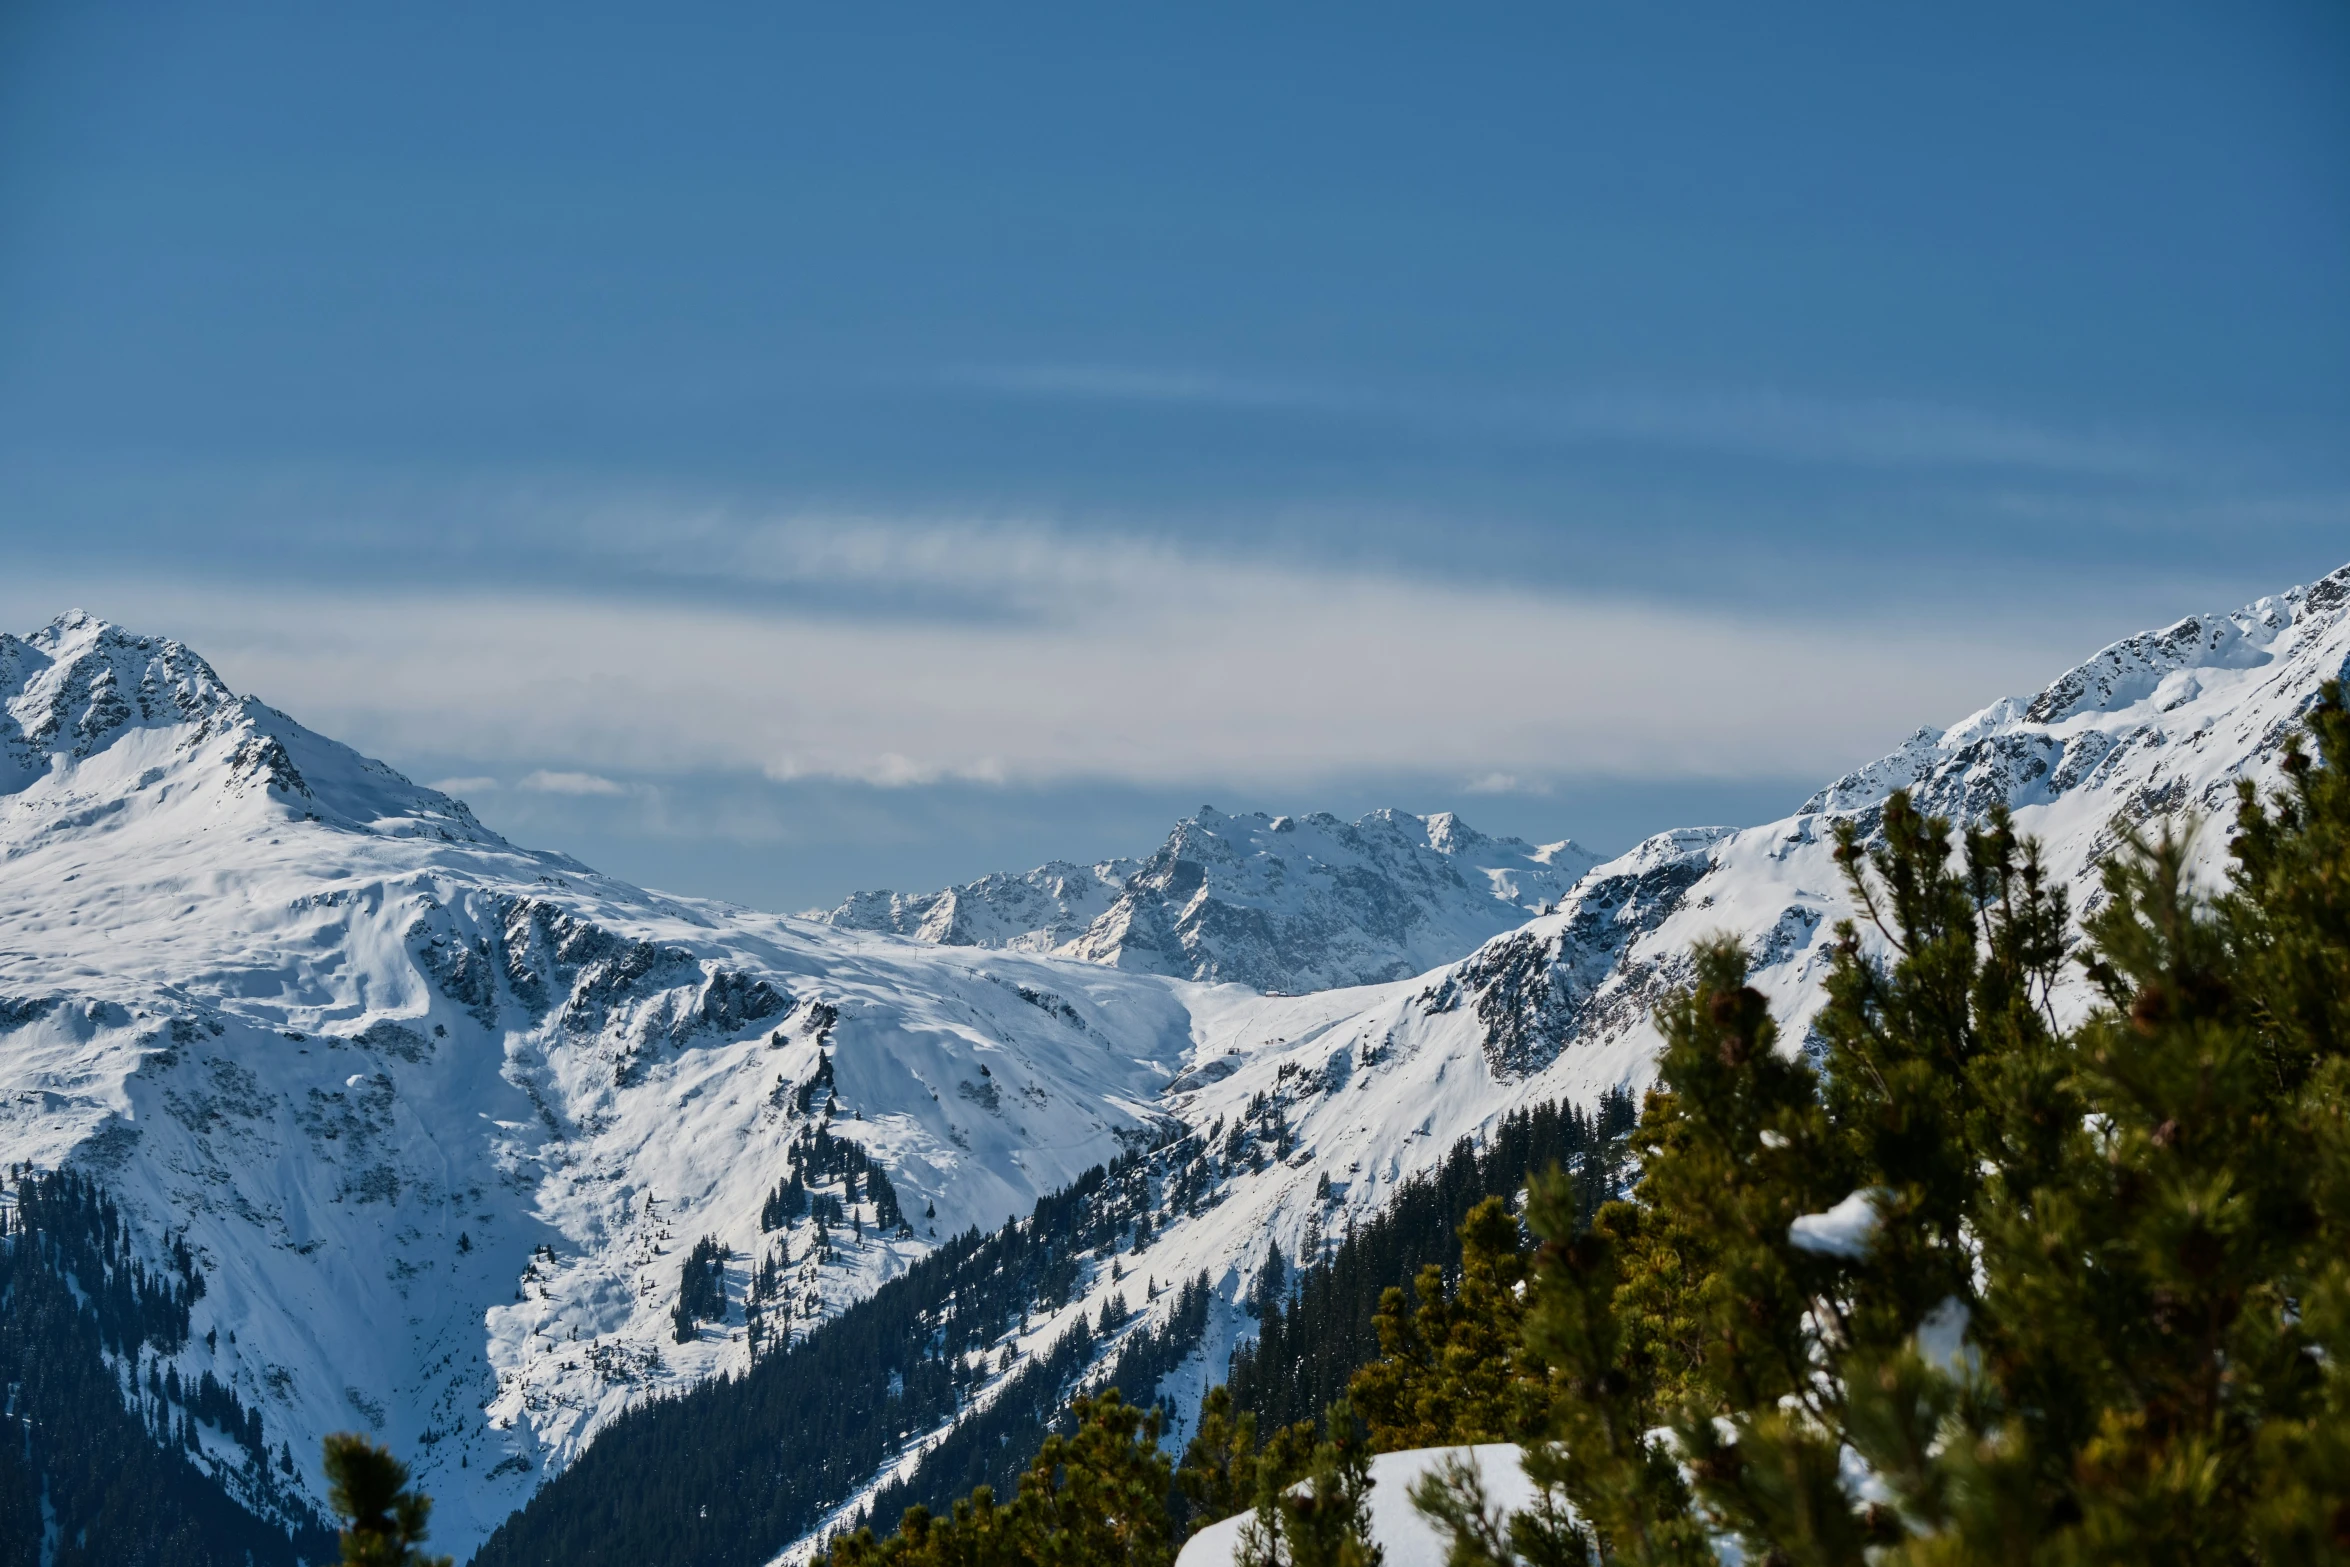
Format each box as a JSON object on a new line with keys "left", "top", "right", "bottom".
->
{"left": 823, "top": 682, "right": 2350, "bottom": 1567}
{"left": 0, "top": 1172, "right": 333, "bottom": 1566}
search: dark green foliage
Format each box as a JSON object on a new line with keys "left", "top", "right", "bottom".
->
{"left": 1349, "top": 1197, "right": 1548, "bottom": 1449}
{"left": 1177, "top": 1385, "right": 1262, "bottom": 1528}
{"left": 866, "top": 1272, "right": 1212, "bottom": 1532}
{"left": 761, "top": 1170, "right": 807, "bottom": 1230}
{"left": 1173, "top": 1387, "right": 1385, "bottom": 1566}
{"left": 1232, "top": 1397, "right": 1383, "bottom": 1567}
{"left": 1423, "top": 682, "right": 2350, "bottom": 1566}
{"left": 774, "top": 1122, "right": 911, "bottom": 1239}
{"left": 1246, "top": 1242, "right": 1288, "bottom": 1320}
{"left": 323, "top": 1432, "right": 452, "bottom": 1567}
{"left": 16, "top": 1169, "right": 201, "bottom": 1354}
{"left": 672, "top": 1235, "right": 730, "bottom": 1342}
{"left": 1229, "top": 1094, "right": 1632, "bottom": 1435}
{"left": 793, "top": 1048, "right": 838, "bottom": 1116}
{"left": 0, "top": 1171, "right": 332, "bottom": 1566}
{"left": 475, "top": 1134, "right": 1201, "bottom": 1567}
{"left": 829, "top": 1390, "right": 1175, "bottom": 1567}
{"left": 869, "top": 1163, "right": 907, "bottom": 1234}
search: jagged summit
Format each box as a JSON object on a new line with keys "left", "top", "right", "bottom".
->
{"left": 822, "top": 804, "right": 1599, "bottom": 993}
{"left": 1800, "top": 564, "right": 2350, "bottom": 825}
{"left": 2, "top": 611, "right": 236, "bottom": 776}
{"left": 0, "top": 610, "right": 503, "bottom": 845}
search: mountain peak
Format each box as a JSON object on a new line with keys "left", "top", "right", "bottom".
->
{"left": 823, "top": 805, "right": 1600, "bottom": 991}
{"left": 1799, "top": 564, "right": 2350, "bottom": 821}
{"left": 7, "top": 568, "right": 2350, "bottom": 1561}
{"left": 2, "top": 614, "right": 239, "bottom": 780}
{"left": 1, "top": 613, "right": 502, "bottom": 847}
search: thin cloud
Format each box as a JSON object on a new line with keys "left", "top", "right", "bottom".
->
{"left": 948, "top": 362, "right": 2180, "bottom": 480}
{"left": 29, "top": 522, "right": 2093, "bottom": 795}
{"left": 1463, "top": 773, "right": 1540, "bottom": 796}
{"left": 519, "top": 770, "right": 630, "bottom": 796}
{"left": 429, "top": 775, "right": 501, "bottom": 794}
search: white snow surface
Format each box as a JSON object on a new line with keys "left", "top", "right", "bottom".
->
{"left": 2, "top": 564, "right": 2347, "bottom": 1559}
{"left": 1788, "top": 1190, "right": 1886, "bottom": 1260}
{"left": 1174, "top": 1444, "right": 1541, "bottom": 1567}
{"left": 819, "top": 807, "right": 1601, "bottom": 994}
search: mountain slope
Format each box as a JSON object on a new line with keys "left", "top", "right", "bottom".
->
{"left": 820, "top": 807, "right": 1599, "bottom": 994}
{"left": 512, "top": 562, "right": 2350, "bottom": 1565}
{"left": 0, "top": 613, "right": 1228, "bottom": 1552}
{"left": 2, "top": 563, "right": 2345, "bottom": 1564}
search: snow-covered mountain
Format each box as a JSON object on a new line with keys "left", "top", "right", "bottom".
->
{"left": 754, "top": 563, "right": 2350, "bottom": 1557}
{"left": 819, "top": 807, "right": 1599, "bottom": 993}
{"left": 820, "top": 858, "right": 1142, "bottom": 955}
{"left": 3, "top": 563, "right": 2347, "bottom": 1562}
{"left": 0, "top": 613, "right": 1219, "bottom": 1548}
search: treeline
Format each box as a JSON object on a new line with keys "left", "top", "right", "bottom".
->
{"left": 861, "top": 1271, "right": 1215, "bottom": 1531}
{"left": 758, "top": 1118, "right": 910, "bottom": 1240}
{"left": 1228, "top": 1088, "right": 1633, "bottom": 1433}
{"left": 0, "top": 1170, "right": 333, "bottom": 1566}
{"left": 830, "top": 683, "right": 2350, "bottom": 1566}
{"left": 484, "top": 1064, "right": 1634, "bottom": 1566}
{"left": 473, "top": 1131, "right": 1196, "bottom": 1567}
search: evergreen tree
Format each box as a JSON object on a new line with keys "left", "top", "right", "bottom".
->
{"left": 1233, "top": 1096, "right": 1631, "bottom": 1437}
{"left": 1349, "top": 1197, "right": 1547, "bottom": 1448}
{"left": 323, "top": 1432, "right": 453, "bottom": 1567}
{"left": 1177, "top": 1387, "right": 1262, "bottom": 1528}
{"left": 0, "top": 1171, "right": 331, "bottom": 1564}
{"left": 672, "top": 1235, "right": 730, "bottom": 1342}
{"left": 1417, "top": 681, "right": 2350, "bottom": 1565}
{"left": 1233, "top": 1398, "right": 1383, "bottom": 1567}
{"left": 830, "top": 1391, "right": 1173, "bottom": 1567}
{"left": 1020, "top": 1390, "right": 1175, "bottom": 1567}
{"left": 1248, "top": 1243, "right": 1288, "bottom": 1320}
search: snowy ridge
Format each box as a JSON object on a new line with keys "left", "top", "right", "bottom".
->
{"left": 764, "top": 562, "right": 2350, "bottom": 1556}
{"left": 821, "top": 807, "right": 1599, "bottom": 994}
{"left": 823, "top": 859, "right": 1142, "bottom": 954}
{"left": 0, "top": 564, "right": 2345, "bottom": 1560}
{"left": 0, "top": 613, "right": 1211, "bottom": 1549}
{"left": 1390, "top": 566, "right": 2350, "bottom": 1099}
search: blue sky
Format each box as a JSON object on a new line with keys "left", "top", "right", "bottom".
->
{"left": 2, "top": 2, "right": 2345, "bottom": 909}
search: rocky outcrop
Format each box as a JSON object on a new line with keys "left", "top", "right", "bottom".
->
{"left": 823, "top": 807, "right": 1598, "bottom": 993}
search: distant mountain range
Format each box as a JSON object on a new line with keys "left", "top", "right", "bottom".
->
{"left": 817, "top": 807, "right": 1598, "bottom": 993}
{"left": 1, "top": 564, "right": 2344, "bottom": 1561}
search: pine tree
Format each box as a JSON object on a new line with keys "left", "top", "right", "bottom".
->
{"left": 1248, "top": 1242, "right": 1288, "bottom": 1320}
{"left": 831, "top": 1390, "right": 1174, "bottom": 1567}
{"left": 323, "top": 1432, "right": 453, "bottom": 1567}
{"left": 1178, "top": 1386, "right": 1262, "bottom": 1527}
{"left": 1234, "top": 1398, "right": 1384, "bottom": 1567}
{"left": 1415, "top": 681, "right": 2350, "bottom": 1564}
{"left": 1348, "top": 1197, "right": 1547, "bottom": 1448}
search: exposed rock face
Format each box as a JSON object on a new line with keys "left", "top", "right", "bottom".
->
{"left": 824, "top": 806, "right": 1599, "bottom": 993}
{"left": 825, "top": 859, "right": 1140, "bottom": 951}
{"left": 1419, "top": 827, "right": 1731, "bottom": 1078}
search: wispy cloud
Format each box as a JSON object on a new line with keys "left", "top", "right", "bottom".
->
{"left": 937, "top": 363, "right": 1337, "bottom": 413}
{"left": 944, "top": 362, "right": 2181, "bottom": 479}
{"left": 1463, "top": 773, "right": 1540, "bottom": 796}
{"left": 518, "top": 770, "right": 630, "bottom": 796}
{"left": 429, "top": 775, "right": 501, "bottom": 795}
{"left": 25, "top": 520, "right": 2090, "bottom": 795}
